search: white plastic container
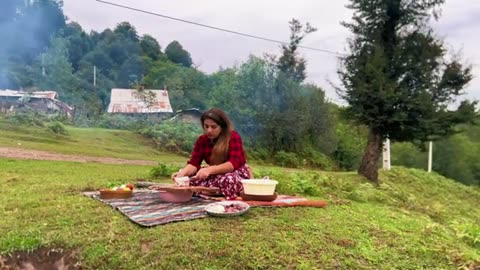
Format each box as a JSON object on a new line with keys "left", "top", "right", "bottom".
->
{"left": 241, "top": 179, "right": 278, "bottom": 195}
{"left": 174, "top": 176, "right": 190, "bottom": 187}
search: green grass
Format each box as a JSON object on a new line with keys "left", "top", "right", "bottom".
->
{"left": 0, "top": 119, "right": 185, "bottom": 163}
{"left": 0, "top": 122, "right": 479, "bottom": 269}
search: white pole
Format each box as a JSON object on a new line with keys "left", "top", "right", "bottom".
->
{"left": 382, "top": 138, "right": 391, "bottom": 170}
{"left": 93, "top": 65, "right": 96, "bottom": 87}
{"left": 41, "top": 54, "right": 45, "bottom": 77}
{"left": 428, "top": 141, "right": 433, "bottom": 173}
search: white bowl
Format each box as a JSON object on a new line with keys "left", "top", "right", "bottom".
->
{"left": 241, "top": 179, "right": 278, "bottom": 195}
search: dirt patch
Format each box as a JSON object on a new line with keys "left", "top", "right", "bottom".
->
{"left": 0, "top": 147, "right": 156, "bottom": 166}
{"left": 0, "top": 247, "right": 81, "bottom": 270}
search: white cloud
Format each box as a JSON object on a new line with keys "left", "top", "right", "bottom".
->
{"left": 63, "top": 0, "right": 480, "bottom": 103}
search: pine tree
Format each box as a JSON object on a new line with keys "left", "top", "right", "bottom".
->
{"left": 338, "top": 0, "right": 476, "bottom": 182}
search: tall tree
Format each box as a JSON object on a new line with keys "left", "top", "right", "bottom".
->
{"left": 262, "top": 19, "right": 330, "bottom": 154}
{"left": 140, "top": 34, "right": 162, "bottom": 61}
{"left": 29, "top": 37, "right": 81, "bottom": 104}
{"left": 117, "top": 55, "right": 145, "bottom": 88}
{"left": 338, "top": 0, "right": 475, "bottom": 182}
{"left": 277, "top": 18, "right": 317, "bottom": 83}
{"left": 165, "top": 41, "right": 193, "bottom": 67}
{"left": 60, "top": 22, "right": 93, "bottom": 71}
{"left": 113, "top": 22, "right": 139, "bottom": 42}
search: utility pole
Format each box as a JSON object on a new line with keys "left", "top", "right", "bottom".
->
{"left": 41, "top": 54, "right": 46, "bottom": 77}
{"left": 382, "top": 138, "right": 391, "bottom": 170}
{"left": 93, "top": 65, "right": 96, "bottom": 88}
{"left": 428, "top": 141, "right": 433, "bottom": 173}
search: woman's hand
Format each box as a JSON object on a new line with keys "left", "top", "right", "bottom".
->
{"left": 195, "top": 167, "right": 213, "bottom": 180}
{"left": 171, "top": 171, "right": 185, "bottom": 182}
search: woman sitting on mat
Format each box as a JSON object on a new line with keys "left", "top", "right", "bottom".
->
{"left": 172, "top": 108, "right": 251, "bottom": 200}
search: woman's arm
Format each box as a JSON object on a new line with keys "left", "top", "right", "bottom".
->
{"left": 173, "top": 164, "right": 198, "bottom": 179}
{"left": 195, "top": 162, "right": 234, "bottom": 180}
{"left": 173, "top": 135, "right": 205, "bottom": 180}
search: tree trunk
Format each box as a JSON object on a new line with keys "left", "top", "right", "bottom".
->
{"left": 358, "top": 128, "right": 383, "bottom": 183}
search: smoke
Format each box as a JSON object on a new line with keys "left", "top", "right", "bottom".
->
{"left": 0, "top": 11, "right": 15, "bottom": 88}
{"left": 0, "top": 0, "right": 66, "bottom": 89}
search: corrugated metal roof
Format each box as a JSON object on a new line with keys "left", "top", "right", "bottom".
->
{"left": 107, "top": 88, "right": 173, "bottom": 113}
{"left": 0, "top": 89, "right": 58, "bottom": 99}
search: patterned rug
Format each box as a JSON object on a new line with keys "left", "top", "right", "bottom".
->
{"left": 83, "top": 190, "right": 326, "bottom": 227}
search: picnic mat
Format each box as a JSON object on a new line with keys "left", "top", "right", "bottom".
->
{"left": 83, "top": 190, "right": 327, "bottom": 227}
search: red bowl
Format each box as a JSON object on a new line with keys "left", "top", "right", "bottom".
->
{"left": 158, "top": 190, "right": 193, "bottom": 203}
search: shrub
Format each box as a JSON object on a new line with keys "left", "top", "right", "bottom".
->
{"left": 47, "top": 121, "right": 69, "bottom": 135}
{"left": 149, "top": 163, "right": 181, "bottom": 179}
{"left": 139, "top": 121, "right": 202, "bottom": 155}
{"left": 274, "top": 151, "right": 302, "bottom": 168}
{"left": 333, "top": 121, "right": 366, "bottom": 170}
{"left": 301, "top": 148, "right": 337, "bottom": 170}
{"left": 283, "top": 173, "right": 323, "bottom": 196}
{"left": 97, "top": 114, "right": 145, "bottom": 130}
{"left": 7, "top": 111, "right": 45, "bottom": 127}
{"left": 247, "top": 148, "right": 269, "bottom": 163}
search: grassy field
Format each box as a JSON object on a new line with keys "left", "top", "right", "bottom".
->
{"left": 0, "top": 119, "right": 185, "bottom": 163}
{"left": 1, "top": 123, "right": 479, "bottom": 269}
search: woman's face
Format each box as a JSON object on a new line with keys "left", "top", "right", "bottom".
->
{"left": 203, "top": 118, "right": 222, "bottom": 139}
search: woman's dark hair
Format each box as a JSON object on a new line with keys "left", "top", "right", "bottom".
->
{"left": 201, "top": 108, "right": 233, "bottom": 165}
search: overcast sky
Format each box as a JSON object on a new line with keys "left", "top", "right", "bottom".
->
{"left": 63, "top": 0, "right": 480, "bottom": 104}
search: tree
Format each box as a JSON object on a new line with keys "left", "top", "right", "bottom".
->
{"left": 117, "top": 55, "right": 145, "bottom": 88}
{"left": 113, "top": 22, "right": 139, "bottom": 42}
{"left": 60, "top": 22, "right": 93, "bottom": 71}
{"left": 29, "top": 37, "right": 81, "bottom": 104}
{"left": 165, "top": 41, "right": 193, "bottom": 67}
{"left": 338, "top": 0, "right": 475, "bottom": 182}
{"left": 277, "top": 18, "right": 317, "bottom": 83}
{"left": 140, "top": 34, "right": 162, "bottom": 61}
{"left": 261, "top": 19, "right": 331, "bottom": 154}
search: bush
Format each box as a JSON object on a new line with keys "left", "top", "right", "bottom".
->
{"left": 149, "top": 163, "right": 181, "bottom": 179}
{"left": 139, "top": 121, "right": 202, "bottom": 155}
{"left": 301, "top": 148, "right": 337, "bottom": 170}
{"left": 274, "top": 151, "right": 302, "bottom": 168}
{"left": 283, "top": 173, "right": 323, "bottom": 196}
{"left": 47, "top": 121, "right": 69, "bottom": 135}
{"left": 247, "top": 148, "right": 269, "bottom": 163}
{"left": 390, "top": 142, "right": 425, "bottom": 169}
{"left": 7, "top": 111, "right": 45, "bottom": 127}
{"left": 97, "top": 114, "right": 146, "bottom": 130}
{"left": 333, "top": 121, "right": 366, "bottom": 170}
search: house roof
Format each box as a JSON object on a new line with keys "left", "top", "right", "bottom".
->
{"left": 0, "top": 89, "right": 74, "bottom": 113}
{"left": 107, "top": 88, "right": 173, "bottom": 113}
{"left": 0, "top": 89, "right": 59, "bottom": 99}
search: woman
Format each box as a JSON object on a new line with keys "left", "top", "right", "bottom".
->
{"left": 172, "top": 108, "right": 250, "bottom": 200}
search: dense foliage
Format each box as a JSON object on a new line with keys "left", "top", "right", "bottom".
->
{"left": 338, "top": 0, "right": 477, "bottom": 182}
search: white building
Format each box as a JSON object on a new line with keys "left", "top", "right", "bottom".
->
{"left": 107, "top": 88, "right": 173, "bottom": 114}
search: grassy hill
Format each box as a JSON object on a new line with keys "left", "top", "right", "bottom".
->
{"left": 0, "top": 118, "right": 185, "bottom": 163}
{"left": 0, "top": 121, "right": 479, "bottom": 269}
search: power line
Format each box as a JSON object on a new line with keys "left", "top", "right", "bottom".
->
{"left": 95, "top": 0, "right": 345, "bottom": 56}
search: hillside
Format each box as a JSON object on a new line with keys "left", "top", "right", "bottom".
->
{"left": 0, "top": 118, "right": 185, "bottom": 164}
{"left": 0, "top": 123, "right": 479, "bottom": 269}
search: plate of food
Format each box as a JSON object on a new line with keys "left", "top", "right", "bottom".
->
{"left": 205, "top": 201, "right": 250, "bottom": 217}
